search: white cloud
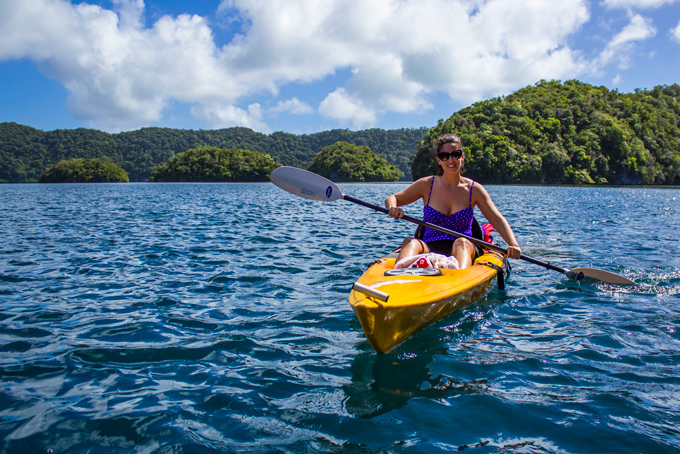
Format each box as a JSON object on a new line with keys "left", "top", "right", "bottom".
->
{"left": 225, "top": 0, "right": 591, "bottom": 124}
{"left": 1, "top": 0, "right": 597, "bottom": 131}
{"left": 318, "top": 88, "right": 377, "bottom": 128}
{"left": 601, "top": 0, "right": 679, "bottom": 9}
{"left": 270, "top": 98, "right": 314, "bottom": 115}
{"left": 112, "top": 0, "right": 144, "bottom": 29}
{"left": 599, "top": 13, "right": 657, "bottom": 68}
{"left": 192, "top": 103, "right": 270, "bottom": 132}
{"left": 672, "top": 21, "right": 680, "bottom": 43}
{"left": 0, "top": 0, "right": 240, "bottom": 131}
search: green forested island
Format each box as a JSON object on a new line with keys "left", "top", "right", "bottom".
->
{"left": 307, "top": 142, "right": 400, "bottom": 182}
{"left": 1, "top": 80, "right": 679, "bottom": 185}
{"left": 149, "top": 146, "right": 278, "bottom": 182}
{"left": 40, "top": 158, "right": 129, "bottom": 183}
{"left": 413, "top": 80, "right": 680, "bottom": 185}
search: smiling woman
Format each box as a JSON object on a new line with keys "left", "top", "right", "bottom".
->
{"left": 385, "top": 133, "right": 522, "bottom": 269}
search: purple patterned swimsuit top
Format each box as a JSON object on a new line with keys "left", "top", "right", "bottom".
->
{"left": 422, "top": 176, "right": 474, "bottom": 242}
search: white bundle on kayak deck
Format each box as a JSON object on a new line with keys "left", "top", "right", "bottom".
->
{"left": 394, "top": 253, "right": 459, "bottom": 270}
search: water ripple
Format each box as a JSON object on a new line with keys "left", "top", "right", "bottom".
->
{"left": 0, "top": 183, "right": 678, "bottom": 453}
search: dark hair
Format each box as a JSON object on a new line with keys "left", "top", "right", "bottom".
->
{"left": 436, "top": 134, "right": 462, "bottom": 153}
{"left": 434, "top": 134, "right": 464, "bottom": 175}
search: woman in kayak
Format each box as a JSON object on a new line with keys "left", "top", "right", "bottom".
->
{"left": 385, "top": 133, "right": 522, "bottom": 269}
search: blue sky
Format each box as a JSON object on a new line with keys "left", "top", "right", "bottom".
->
{"left": 1, "top": 0, "right": 679, "bottom": 135}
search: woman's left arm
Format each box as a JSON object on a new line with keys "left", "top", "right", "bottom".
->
{"left": 473, "top": 183, "right": 522, "bottom": 259}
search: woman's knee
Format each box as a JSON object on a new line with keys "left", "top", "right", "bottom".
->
{"left": 453, "top": 238, "right": 474, "bottom": 253}
{"left": 402, "top": 237, "right": 426, "bottom": 253}
{"left": 402, "top": 237, "right": 417, "bottom": 247}
{"left": 452, "top": 238, "right": 476, "bottom": 268}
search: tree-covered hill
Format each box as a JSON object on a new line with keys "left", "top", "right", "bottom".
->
{"left": 149, "top": 146, "right": 278, "bottom": 182}
{"left": 307, "top": 141, "right": 401, "bottom": 182}
{"left": 0, "top": 123, "right": 427, "bottom": 183}
{"left": 412, "top": 80, "right": 680, "bottom": 185}
{"left": 40, "top": 158, "right": 129, "bottom": 183}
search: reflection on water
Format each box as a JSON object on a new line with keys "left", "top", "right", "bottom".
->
{"left": 346, "top": 347, "right": 452, "bottom": 418}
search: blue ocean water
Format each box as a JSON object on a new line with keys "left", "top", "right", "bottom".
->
{"left": 0, "top": 182, "right": 679, "bottom": 453}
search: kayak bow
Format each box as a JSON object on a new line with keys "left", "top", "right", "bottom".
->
{"left": 349, "top": 250, "right": 506, "bottom": 354}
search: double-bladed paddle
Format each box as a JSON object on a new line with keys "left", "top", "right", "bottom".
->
{"left": 270, "top": 166, "right": 635, "bottom": 286}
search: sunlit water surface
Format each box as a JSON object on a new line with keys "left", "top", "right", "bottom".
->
{"left": 1, "top": 183, "right": 679, "bottom": 453}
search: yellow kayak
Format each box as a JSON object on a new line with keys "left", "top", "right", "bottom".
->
{"left": 349, "top": 250, "right": 507, "bottom": 354}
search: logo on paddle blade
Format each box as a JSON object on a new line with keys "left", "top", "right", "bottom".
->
{"left": 326, "top": 186, "right": 332, "bottom": 198}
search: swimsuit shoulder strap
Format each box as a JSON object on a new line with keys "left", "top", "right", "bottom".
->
{"left": 469, "top": 180, "right": 475, "bottom": 207}
{"left": 426, "top": 175, "right": 435, "bottom": 206}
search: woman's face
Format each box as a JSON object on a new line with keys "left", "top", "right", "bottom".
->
{"left": 437, "top": 142, "right": 464, "bottom": 174}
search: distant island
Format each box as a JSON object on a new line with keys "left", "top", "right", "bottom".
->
{"left": 149, "top": 146, "right": 278, "bottom": 182}
{"left": 147, "top": 142, "right": 401, "bottom": 183}
{"left": 307, "top": 141, "right": 400, "bottom": 182}
{"left": 1, "top": 80, "right": 679, "bottom": 185}
{"left": 40, "top": 158, "right": 129, "bottom": 183}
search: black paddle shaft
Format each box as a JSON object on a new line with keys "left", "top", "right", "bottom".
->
{"left": 341, "top": 195, "right": 570, "bottom": 275}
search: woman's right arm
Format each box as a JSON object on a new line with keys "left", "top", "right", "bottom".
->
{"left": 385, "top": 177, "right": 429, "bottom": 219}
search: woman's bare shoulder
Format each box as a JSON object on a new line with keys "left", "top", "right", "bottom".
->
{"left": 391, "top": 175, "right": 432, "bottom": 203}
{"left": 467, "top": 178, "right": 490, "bottom": 199}
{"left": 461, "top": 176, "right": 478, "bottom": 189}
{"left": 402, "top": 176, "right": 434, "bottom": 200}
{"left": 413, "top": 175, "right": 434, "bottom": 186}
{"left": 471, "top": 179, "right": 485, "bottom": 189}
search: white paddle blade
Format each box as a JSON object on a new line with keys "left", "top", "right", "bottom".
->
{"left": 270, "top": 167, "right": 343, "bottom": 202}
{"left": 569, "top": 267, "right": 636, "bottom": 286}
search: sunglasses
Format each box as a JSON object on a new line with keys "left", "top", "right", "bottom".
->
{"left": 437, "top": 149, "right": 463, "bottom": 161}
